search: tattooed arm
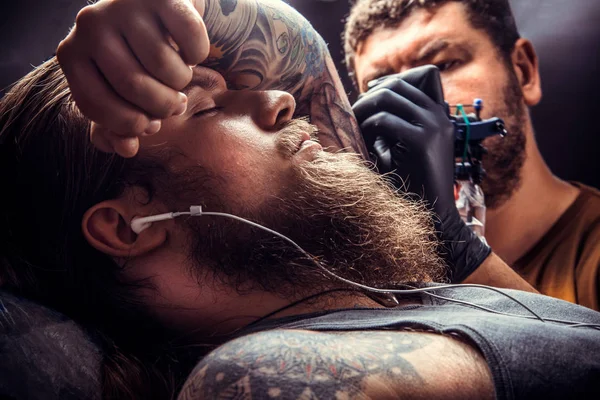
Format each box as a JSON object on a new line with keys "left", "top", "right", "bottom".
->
{"left": 202, "top": 0, "right": 368, "bottom": 156}
{"left": 177, "top": 330, "right": 494, "bottom": 400}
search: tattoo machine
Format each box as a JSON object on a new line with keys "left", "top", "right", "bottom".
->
{"left": 399, "top": 65, "right": 508, "bottom": 240}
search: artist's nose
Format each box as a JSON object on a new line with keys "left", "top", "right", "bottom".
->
{"left": 251, "top": 90, "right": 296, "bottom": 131}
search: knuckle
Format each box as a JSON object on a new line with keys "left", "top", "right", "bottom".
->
{"left": 377, "top": 112, "right": 392, "bottom": 127}
{"left": 55, "top": 39, "right": 73, "bottom": 65}
{"left": 183, "top": 15, "right": 204, "bottom": 40}
{"left": 364, "top": 112, "right": 386, "bottom": 130}
{"left": 384, "top": 76, "right": 401, "bottom": 90}
{"left": 74, "top": 5, "right": 99, "bottom": 29}
{"left": 380, "top": 88, "right": 395, "bottom": 103}
{"left": 175, "top": 1, "right": 203, "bottom": 29}
{"left": 376, "top": 112, "right": 397, "bottom": 131}
{"left": 368, "top": 90, "right": 386, "bottom": 110}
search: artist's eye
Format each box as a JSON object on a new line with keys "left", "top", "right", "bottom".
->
{"left": 436, "top": 60, "right": 461, "bottom": 72}
{"left": 193, "top": 106, "right": 223, "bottom": 118}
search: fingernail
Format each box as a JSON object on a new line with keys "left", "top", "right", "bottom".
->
{"left": 144, "top": 119, "right": 162, "bottom": 135}
{"left": 119, "top": 137, "right": 140, "bottom": 158}
{"left": 173, "top": 92, "right": 188, "bottom": 116}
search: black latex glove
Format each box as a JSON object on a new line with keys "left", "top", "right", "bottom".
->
{"left": 352, "top": 67, "right": 491, "bottom": 282}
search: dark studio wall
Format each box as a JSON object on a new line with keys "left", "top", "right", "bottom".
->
{"left": 1, "top": 0, "right": 598, "bottom": 188}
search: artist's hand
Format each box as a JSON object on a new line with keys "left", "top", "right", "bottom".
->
{"left": 57, "top": 0, "right": 209, "bottom": 157}
{"left": 353, "top": 72, "right": 490, "bottom": 282}
{"left": 353, "top": 74, "right": 456, "bottom": 213}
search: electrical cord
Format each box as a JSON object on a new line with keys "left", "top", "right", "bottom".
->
{"left": 245, "top": 288, "right": 363, "bottom": 329}
{"left": 131, "top": 207, "right": 600, "bottom": 330}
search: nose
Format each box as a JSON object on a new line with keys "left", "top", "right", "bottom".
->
{"left": 251, "top": 90, "right": 296, "bottom": 131}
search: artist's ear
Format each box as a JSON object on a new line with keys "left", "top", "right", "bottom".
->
{"left": 511, "top": 38, "right": 542, "bottom": 107}
{"left": 82, "top": 198, "right": 167, "bottom": 258}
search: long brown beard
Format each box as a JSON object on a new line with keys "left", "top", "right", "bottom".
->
{"left": 169, "top": 121, "right": 446, "bottom": 297}
{"left": 480, "top": 70, "right": 528, "bottom": 209}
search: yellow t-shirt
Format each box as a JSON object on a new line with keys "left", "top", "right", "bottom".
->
{"left": 514, "top": 183, "right": 600, "bottom": 310}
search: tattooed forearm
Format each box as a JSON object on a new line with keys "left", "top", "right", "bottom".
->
{"left": 309, "top": 56, "right": 368, "bottom": 155}
{"left": 201, "top": 0, "right": 368, "bottom": 156}
{"left": 178, "top": 330, "right": 431, "bottom": 400}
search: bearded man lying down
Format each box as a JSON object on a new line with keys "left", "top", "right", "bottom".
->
{"left": 0, "top": 0, "right": 598, "bottom": 399}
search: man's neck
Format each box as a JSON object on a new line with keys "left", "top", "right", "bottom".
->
{"left": 270, "top": 290, "right": 386, "bottom": 320}
{"left": 485, "top": 129, "right": 580, "bottom": 266}
{"left": 192, "top": 289, "right": 386, "bottom": 340}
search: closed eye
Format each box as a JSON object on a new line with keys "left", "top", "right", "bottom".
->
{"left": 193, "top": 106, "right": 224, "bottom": 118}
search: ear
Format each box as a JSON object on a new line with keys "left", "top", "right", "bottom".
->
{"left": 82, "top": 199, "right": 167, "bottom": 258}
{"left": 510, "top": 38, "right": 542, "bottom": 106}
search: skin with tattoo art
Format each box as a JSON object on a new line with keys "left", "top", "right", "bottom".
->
{"left": 178, "top": 330, "right": 494, "bottom": 400}
{"left": 202, "top": 0, "right": 367, "bottom": 155}
{"left": 57, "top": 0, "right": 367, "bottom": 158}
{"left": 2, "top": 1, "right": 598, "bottom": 399}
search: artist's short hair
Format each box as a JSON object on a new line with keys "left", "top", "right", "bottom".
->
{"left": 344, "top": 0, "right": 521, "bottom": 88}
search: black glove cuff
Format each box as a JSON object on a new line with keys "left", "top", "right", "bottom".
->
{"left": 437, "top": 211, "right": 492, "bottom": 283}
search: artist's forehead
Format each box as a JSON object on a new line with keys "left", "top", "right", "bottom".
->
{"left": 355, "top": 4, "right": 480, "bottom": 84}
{"left": 357, "top": 3, "right": 474, "bottom": 56}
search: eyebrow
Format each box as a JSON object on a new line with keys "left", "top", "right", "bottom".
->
{"left": 414, "top": 39, "right": 450, "bottom": 64}
{"left": 360, "top": 39, "right": 458, "bottom": 91}
{"left": 182, "top": 72, "right": 221, "bottom": 97}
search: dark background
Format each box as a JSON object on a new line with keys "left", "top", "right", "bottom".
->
{"left": 1, "top": 0, "right": 598, "bottom": 188}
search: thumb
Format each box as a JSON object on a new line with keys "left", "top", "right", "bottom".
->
{"left": 90, "top": 123, "right": 140, "bottom": 158}
{"left": 90, "top": 122, "right": 115, "bottom": 154}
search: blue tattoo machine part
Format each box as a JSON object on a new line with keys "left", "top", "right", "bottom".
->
{"left": 130, "top": 206, "right": 600, "bottom": 330}
{"left": 473, "top": 98, "right": 483, "bottom": 120}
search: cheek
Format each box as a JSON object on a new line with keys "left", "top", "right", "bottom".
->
{"left": 131, "top": 265, "right": 239, "bottom": 333}
{"left": 182, "top": 118, "right": 292, "bottom": 210}
{"left": 179, "top": 118, "right": 268, "bottom": 171}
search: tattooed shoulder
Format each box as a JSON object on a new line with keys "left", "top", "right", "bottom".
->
{"left": 178, "top": 329, "right": 494, "bottom": 400}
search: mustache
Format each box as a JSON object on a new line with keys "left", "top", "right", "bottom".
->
{"left": 276, "top": 117, "right": 320, "bottom": 158}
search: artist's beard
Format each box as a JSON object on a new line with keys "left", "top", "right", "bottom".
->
{"left": 174, "top": 122, "right": 445, "bottom": 297}
{"left": 480, "top": 70, "right": 528, "bottom": 209}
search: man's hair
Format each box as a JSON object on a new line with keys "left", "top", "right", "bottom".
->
{"left": 344, "top": 0, "right": 521, "bottom": 88}
{"left": 0, "top": 58, "right": 190, "bottom": 397}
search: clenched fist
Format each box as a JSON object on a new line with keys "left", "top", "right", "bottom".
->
{"left": 57, "top": 0, "right": 209, "bottom": 157}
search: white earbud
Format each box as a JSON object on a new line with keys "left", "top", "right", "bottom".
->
{"left": 130, "top": 206, "right": 203, "bottom": 234}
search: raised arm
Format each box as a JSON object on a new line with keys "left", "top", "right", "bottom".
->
{"left": 57, "top": 0, "right": 367, "bottom": 158}
{"left": 178, "top": 329, "right": 494, "bottom": 400}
